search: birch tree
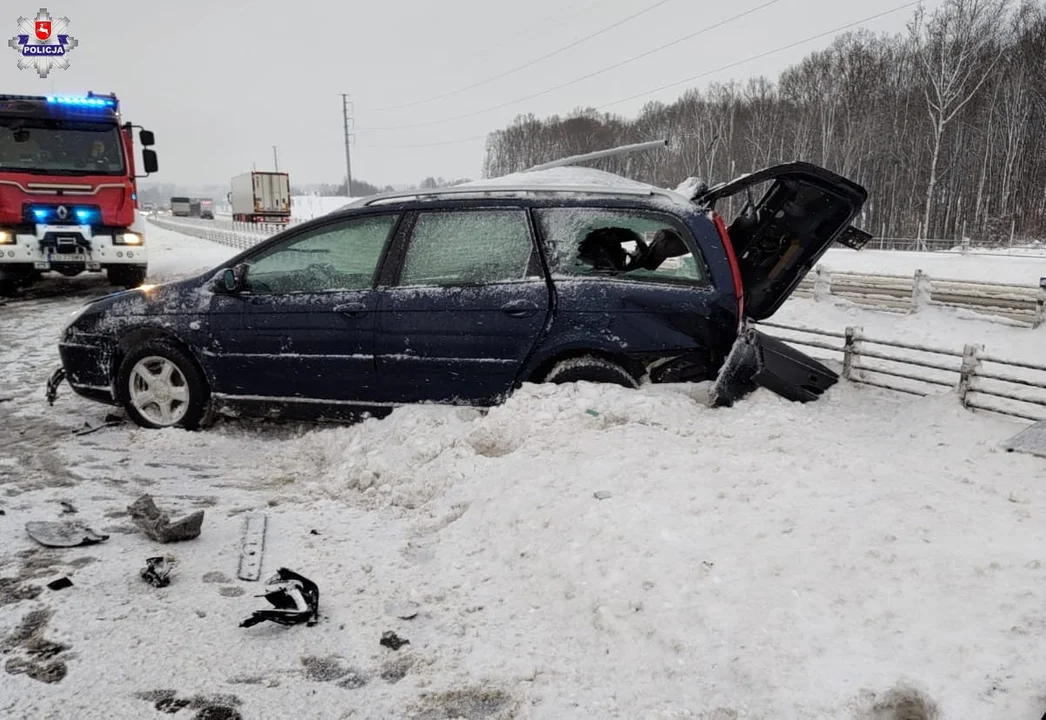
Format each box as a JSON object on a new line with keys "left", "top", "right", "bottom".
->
{"left": 909, "top": 0, "right": 1007, "bottom": 244}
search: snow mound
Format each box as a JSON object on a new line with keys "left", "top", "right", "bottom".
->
{"left": 283, "top": 381, "right": 751, "bottom": 510}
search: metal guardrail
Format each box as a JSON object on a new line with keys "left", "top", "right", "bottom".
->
{"left": 759, "top": 320, "right": 1046, "bottom": 423}
{"left": 793, "top": 267, "right": 1046, "bottom": 327}
{"left": 147, "top": 216, "right": 275, "bottom": 251}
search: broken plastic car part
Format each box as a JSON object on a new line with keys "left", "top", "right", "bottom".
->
{"left": 141, "top": 556, "right": 173, "bottom": 588}
{"left": 127, "top": 495, "right": 204, "bottom": 543}
{"left": 240, "top": 568, "right": 319, "bottom": 628}
{"left": 25, "top": 520, "right": 109, "bottom": 548}
{"left": 710, "top": 327, "right": 840, "bottom": 407}
{"left": 45, "top": 367, "right": 65, "bottom": 405}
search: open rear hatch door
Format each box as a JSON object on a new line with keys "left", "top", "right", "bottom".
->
{"left": 694, "top": 162, "right": 872, "bottom": 321}
{"left": 695, "top": 163, "right": 872, "bottom": 407}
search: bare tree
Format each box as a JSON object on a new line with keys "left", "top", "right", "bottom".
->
{"left": 481, "top": 0, "right": 1046, "bottom": 244}
{"left": 909, "top": 0, "right": 1008, "bottom": 244}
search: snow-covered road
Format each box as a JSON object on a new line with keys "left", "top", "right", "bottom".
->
{"left": 2, "top": 227, "right": 1046, "bottom": 719}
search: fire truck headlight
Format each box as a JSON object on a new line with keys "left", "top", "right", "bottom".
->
{"left": 0, "top": 230, "right": 13, "bottom": 245}
{"left": 118, "top": 232, "right": 143, "bottom": 245}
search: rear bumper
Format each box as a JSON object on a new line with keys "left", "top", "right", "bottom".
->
{"left": 710, "top": 327, "right": 839, "bottom": 406}
{"left": 0, "top": 223, "right": 148, "bottom": 271}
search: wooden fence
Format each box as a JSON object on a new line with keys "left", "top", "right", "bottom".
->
{"left": 758, "top": 320, "right": 1046, "bottom": 423}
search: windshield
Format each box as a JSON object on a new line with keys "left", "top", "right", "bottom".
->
{"left": 0, "top": 118, "right": 125, "bottom": 175}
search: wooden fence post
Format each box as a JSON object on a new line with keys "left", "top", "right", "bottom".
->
{"left": 958, "top": 343, "right": 983, "bottom": 407}
{"left": 843, "top": 326, "right": 862, "bottom": 381}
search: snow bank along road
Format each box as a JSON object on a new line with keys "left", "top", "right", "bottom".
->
{"left": 2, "top": 227, "right": 1046, "bottom": 719}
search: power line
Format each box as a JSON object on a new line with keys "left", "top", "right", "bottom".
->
{"left": 358, "top": 0, "right": 920, "bottom": 151}
{"left": 596, "top": 0, "right": 922, "bottom": 110}
{"left": 368, "top": 0, "right": 612, "bottom": 113}
{"left": 368, "top": 0, "right": 678, "bottom": 113}
{"left": 359, "top": 0, "right": 783, "bottom": 132}
{"left": 362, "top": 134, "right": 489, "bottom": 150}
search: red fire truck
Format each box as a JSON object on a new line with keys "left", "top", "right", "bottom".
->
{"left": 0, "top": 92, "right": 158, "bottom": 296}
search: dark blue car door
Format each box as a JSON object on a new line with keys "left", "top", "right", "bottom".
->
{"left": 202, "top": 213, "right": 400, "bottom": 405}
{"left": 529, "top": 206, "right": 735, "bottom": 382}
{"left": 373, "top": 207, "right": 551, "bottom": 405}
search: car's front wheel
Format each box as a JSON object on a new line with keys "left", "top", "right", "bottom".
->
{"left": 115, "top": 340, "right": 208, "bottom": 429}
{"left": 543, "top": 355, "right": 639, "bottom": 389}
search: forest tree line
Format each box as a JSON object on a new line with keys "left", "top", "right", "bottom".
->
{"left": 482, "top": 0, "right": 1046, "bottom": 244}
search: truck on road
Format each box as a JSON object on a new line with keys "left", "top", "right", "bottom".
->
{"left": 170, "top": 196, "right": 191, "bottom": 217}
{"left": 229, "top": 171, "right": 291, "bottom": 224}
{"left": 0, "top": 92, "right": 158, "bottom": 295}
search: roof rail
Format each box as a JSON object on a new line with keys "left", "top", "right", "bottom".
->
{"left": 347, "top": 183, "right": 684, "bottom": 208}
{"left": 521, "top": 138, "right": 668, "bottom": 173}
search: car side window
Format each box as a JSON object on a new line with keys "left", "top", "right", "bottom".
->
{"left": 397, "top": 209, "right": 537, "bottom": 287}
{"left": 244, "top": 214, "right": 399, "bottom": 295}
{"left": 533, "top": 208, "right": 710, "bottom": 286}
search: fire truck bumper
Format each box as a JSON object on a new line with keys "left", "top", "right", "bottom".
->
{"left": 0, "top": 224, "right": 148, "bottom": 273}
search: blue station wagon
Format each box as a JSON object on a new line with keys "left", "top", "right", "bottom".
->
{"left": 50, "top": 162, "right": 870, "bottom": 429}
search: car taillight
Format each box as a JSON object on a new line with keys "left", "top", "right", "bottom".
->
{"left": 712, "top": 211, "right": 744, "bottom": 323}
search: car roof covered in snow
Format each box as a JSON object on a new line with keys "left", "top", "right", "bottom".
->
{"left": 342, "top": 166, "right": 695, "bottom": 211}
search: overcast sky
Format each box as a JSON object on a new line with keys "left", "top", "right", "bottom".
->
{"left": 2, "top": 0, "right": 941, "bottom": 189}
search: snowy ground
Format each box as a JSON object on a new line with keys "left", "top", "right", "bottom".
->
{"left": 292, "top": 195, "right": 355, "bottom": 222}
{"left": 2, "top": 228, "right": 1046, "bottom": 719}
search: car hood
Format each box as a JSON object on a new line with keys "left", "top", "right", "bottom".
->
{"left": 65, "top": 271, "right": 221, "bottom": 334}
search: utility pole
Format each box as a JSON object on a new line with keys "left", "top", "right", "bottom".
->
{"left": 273, "top": 145, "right": 279, "bottom": 172}
{"left": 341, "top": 93, "right": 354, "bottom": 196}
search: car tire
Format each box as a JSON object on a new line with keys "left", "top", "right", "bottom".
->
{"left": 543, "top": 355, "right": 639, "bottom": 389}
{"left": 115, "top": 340, "right": 208, "bottom": 430}
{"left": 109, "top": 266, "right": 147, "bottom": 289}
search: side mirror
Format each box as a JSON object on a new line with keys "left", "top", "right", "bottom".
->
{"left": 221, "top": 263, "right": 249, "bottom": 293}
{"left": 141, "top": 149, "right": 158, "bottom": 174}
{"left": 139, "top": 129, "right": 155, "bottom": 147}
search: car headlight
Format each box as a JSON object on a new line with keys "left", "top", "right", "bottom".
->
{"left": 115, "top": 232, "right": 143, "bottom": 245}
{"left": 0, "top": 229, "right": 13, "bottom": 244}
{"left": 62, "top": 303, "right": 90, "bottom": 335}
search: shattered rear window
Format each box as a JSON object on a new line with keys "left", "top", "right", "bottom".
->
{"left": 534, "top": 208, "right": 711, "bottom": 286}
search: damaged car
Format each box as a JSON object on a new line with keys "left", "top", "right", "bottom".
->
{"left": 50, "top": 160, "right": 871, "bottom": 429}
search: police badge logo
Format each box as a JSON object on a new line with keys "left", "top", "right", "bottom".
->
{"left": 8, "top": 8, "right": 78, "bottom": 78}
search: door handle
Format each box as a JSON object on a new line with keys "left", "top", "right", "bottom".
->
{"left": 501, "top": 300, "right": 538, "bottom": 318}
{"left": 333, "top": 302, "right": 367, "bottom": 317}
